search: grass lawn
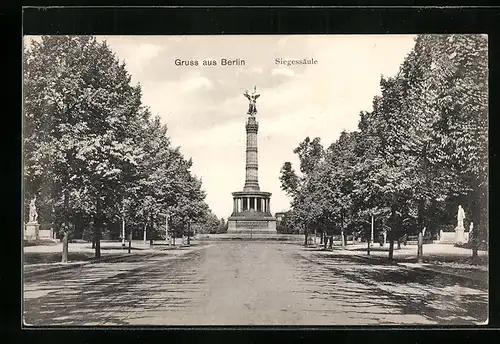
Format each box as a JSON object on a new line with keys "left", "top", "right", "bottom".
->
{"left": 23, "top": 239, "right": 59, "bottom": 247}
{"left": 23, "top": 251, "right": 96, "bottom": 265}
{"left": 398, "top": 255, "right": 488, "bottom": 266}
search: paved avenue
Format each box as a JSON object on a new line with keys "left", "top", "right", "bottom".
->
{"left": 23, "top": 241, "right": 487, "bottom": 326}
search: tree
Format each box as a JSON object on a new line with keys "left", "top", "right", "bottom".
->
{"left": 282, "top": 35, "right": 487, "bottom": 259}
{"left": 218, "top": 218, "right": 228, "bottom": 234}
{"left": 24, "top": 36, "right": 143, "bottom": 260}
{"left": 24, "top": 36, "right": 215, "bottom": 261}
{"left": 279, "top": 162, "right": 300, "bottom": 197}
{"left": 280, "top": 137, "right": 325, "bottom": 245}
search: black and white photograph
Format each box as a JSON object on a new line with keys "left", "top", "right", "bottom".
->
{"left": 22, "top": 34, "right": 488, "bottom": 326}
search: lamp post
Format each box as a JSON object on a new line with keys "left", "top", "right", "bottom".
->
{"left": 121, "top": 202, "right": 126, "bottom": 247}
{"left": 371, "top": 214, "right": 374, "bottom": 243}
{"left": 128, "top": 224, "right": 132, "bottom": 254}
{"left": 165, "top": 213, "right": 169, "bottom": 246}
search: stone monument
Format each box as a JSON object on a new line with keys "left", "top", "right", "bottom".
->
{"left": 455, "top": 205, "right": 466, "bottom": 244}
{"left": 227, "top": 86, "right": 277, "bottom": 234}
{"left": 25, "top": 196, "right": 40, "bottom": 240}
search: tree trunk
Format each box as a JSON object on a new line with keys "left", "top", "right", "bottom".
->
{"left": 61, "top": 187, "right": 70, "bottom": 262}
{"left": 95, "top": 235, "right": 101, "bottom": 259}
{"left": 143, "top": 223, "right": 147, "bottom": 244}
{"left": 148, "top": 214, "right": 154, "bottom": 247}
{"left": 320, "top": 232, "right": 324, "bottom": 245}
{"left": 367, "top": 234, "right": 371, "bottom": 256}
{"left": 415, "top": 198, "right": 426, "bottom": 262}
{"left": 340, "top": 211, "right": 346, "bottom": 249}
{"left": 61, "top": 231, "right": 69, "bottom": 263}
{"left": 417, "top": 230, "right": 423, "bottom": 263}
{"left": 397, "top": 238, "right": 401, "bottom": 250}
{"left": 470, "top": 186, "right": 483, "bottom": 260}
{"left": 128, "top": 231, "right": 132, "bottom": 254}
{"left": 314, "top": 230, "right": 317, "bottom": 245}
{"left": 472, "top": 242, "right": 478, "bottom": 258}
{"left": 388, "top": 239, "right": 394, "bottom": 261}
{"left": 304, "top": 230, "right": 308, "bottom": 246}
{"left": 94, "top": 197, "right": 101, "bottom": 259}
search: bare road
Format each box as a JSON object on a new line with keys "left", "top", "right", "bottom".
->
{"left": 23, "top": 241, "right": 487, "bottom": 326}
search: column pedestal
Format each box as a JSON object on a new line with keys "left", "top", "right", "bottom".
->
{"left": 228, "top": 191, "right": 276, "bottom": 234}
{"left": 24, "top": 222, "right": 40, "bottom": 240}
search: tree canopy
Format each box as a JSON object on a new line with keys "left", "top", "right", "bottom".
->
{"left": 24, "top": 36, "right": 220, "bottom": 255}
{"left": 279, "top": 34, "right": 488, "bottom": 244}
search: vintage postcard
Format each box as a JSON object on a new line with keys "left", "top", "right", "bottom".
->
{"left": 23, "top": 34, "right": 488, "bottom": 326}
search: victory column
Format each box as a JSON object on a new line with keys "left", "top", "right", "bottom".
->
{"left": 227, "top": 86, "right": 277, "bottom": 234}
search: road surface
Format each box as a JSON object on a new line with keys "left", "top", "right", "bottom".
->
{"left": 23, "top": 241, "right": 488, "bottom": 326}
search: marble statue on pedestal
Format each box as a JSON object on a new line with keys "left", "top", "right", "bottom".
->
{"left": 29, "top": 196, "right": 38, "bottom": 223}
{"left": 455, "top": 205, "right": 466, "bottom": 244}
{"left": 25, "top": 196, "right": 40, "bottom": 240}
{"left": 457, "top": 205, "right": 465, "bottom": 229}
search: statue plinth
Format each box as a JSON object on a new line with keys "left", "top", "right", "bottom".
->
{"left": 455, "top": 225, "right": 466, "bottom": 244}
{"left": 25, "top": 222, "right": 40, "bottom": 240}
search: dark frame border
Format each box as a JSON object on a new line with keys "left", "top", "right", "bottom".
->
{"left": 8, "top": 5, "right": 500, "bottom": 344}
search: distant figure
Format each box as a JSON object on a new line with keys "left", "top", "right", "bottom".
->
{"left": 457, "top": 205, "right": 465, "bottom": 229}
{"left": 469, "top": 222, "right": 474, "bottom": 243}
{"left": 29, "top": 196, "right": 38, "bottom": 223}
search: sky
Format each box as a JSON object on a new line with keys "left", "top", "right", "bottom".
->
{"left": 27, "top": 35, "right": 417, "bottom": 219}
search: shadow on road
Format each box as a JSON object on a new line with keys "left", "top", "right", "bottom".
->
{"left": 303, "top": 251, "right": 488, "bottom": 325}
{"left": 24, "top": 251, "right": 203, "bottom": 326}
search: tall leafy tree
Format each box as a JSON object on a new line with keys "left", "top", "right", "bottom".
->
{"left": 24, "top": 35, "right": 215, "bottom": 261}
{"left": 282, "top": 34, "right": 488, "bottom": 258}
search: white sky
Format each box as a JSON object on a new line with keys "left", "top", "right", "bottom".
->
{"left": 26, "top": 35, "right": 417, "bottom": 219}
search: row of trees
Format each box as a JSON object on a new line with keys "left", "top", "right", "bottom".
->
{"left": 192, "top": 216, "right": 228, "bottom": 235}
{"left": 23, "top": 36, "right": 222, "bottom": 261}
{"left": 276, "top": 211, "right": 300, "bottom": 234}
{"left": 280, "top": 34, "right": 488, "bottom": 258}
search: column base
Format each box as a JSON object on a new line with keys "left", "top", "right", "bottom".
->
{"left": 227, "top": 218, "right": 277, "bottom": 234}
